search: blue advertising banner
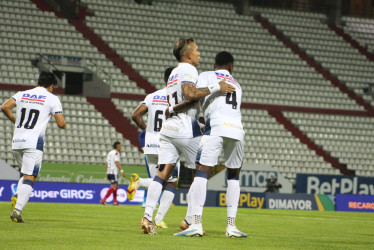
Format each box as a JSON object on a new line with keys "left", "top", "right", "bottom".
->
{"left": 0, "top": 180, "right": 144, "bottom": 205}
{"left": 174, "top": 189, "right": 217, "bottom": 207}
{"left": 335, "top": 194, "right": 374, "bottom": 213}
{"left": 296, "top": 174, "right": 374, "bottom": 195}
{"left": 266, "top": 193, "right": 319, "bottom": 210}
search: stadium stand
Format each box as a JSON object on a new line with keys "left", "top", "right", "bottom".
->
{"left": 83, "top": 0, "right": 361, "bottom": 110}
{"left": 0, "top": 0, "right": 144, "bottom": 94}
{"left": 342, "top": 16, "right": 374, "bottom": 54}
{"left": 253, "top": 6, "right": 374, "bottom": 108}
{"left": 1, "top": 0, "right": 374, "bottom": 182}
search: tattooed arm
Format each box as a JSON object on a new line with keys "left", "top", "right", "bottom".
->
{"left": 181, "top": 79, "right": 235, "bottom": 101}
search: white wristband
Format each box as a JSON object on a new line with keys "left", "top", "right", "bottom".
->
{"left": 120, "top": 169, "right": 124, "bottom": 173}
{"left": 168, "top": 106, "right": 174, "bottom": 114}
{"left": 208, "top": 83, "right": 220, "bottom": 94}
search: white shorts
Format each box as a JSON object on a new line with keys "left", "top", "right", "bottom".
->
{"left": 196, "top": 135, "right": 244, "bottom": 169}
{"left": 147, "top": 153, "right": 180, "bottom": 182}
{"left": 13, "top": 149, "right": 43, "bottom": 176}
{"left": 158, "top": 135, "right": 201, "bottom": 169}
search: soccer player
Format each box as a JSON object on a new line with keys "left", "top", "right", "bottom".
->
{"left": 140, "top": 38, "right": 235, "bottom": 234}
{"left": 174, "top": 51, "right": 247, "bottom": 237}
{"left": 129, "top": 67, "right": 179, "bottom": 228}
{"left": 1, "top": 72, "right": 67, "bottom": 223}
{"left": 100, "top": 141, "right": 126, "bottom": 205}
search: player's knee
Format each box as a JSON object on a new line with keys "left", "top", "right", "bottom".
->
{"left": 154, "top": 175, "right": 166, "bottom": 186}
{"left": 227, "top": 169, "right": 240, "bottom": 180}
{"left": 23, "top": 179, "right": 34, "bottom": 187}
{"left": 165, "top": 183, "right": 176, "bottom": 193}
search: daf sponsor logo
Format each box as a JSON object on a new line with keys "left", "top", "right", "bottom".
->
{"left": 30, "top": 189, "right": 94, "bottom": 200}
{"left": 153, "top": 95, "right": 167, "bottom": 101}
{"left": 307, "top": 176, "right": 374, "bottom": 195}
{"left": 22, "top": 93, "right": 47, "bottom": 100}
{"left": 268, "top": 198, "right": 312, "bottom": 210}
{"left": 240, "top": 170, "right": 277, "bottom": 188}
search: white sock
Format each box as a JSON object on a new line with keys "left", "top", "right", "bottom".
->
{"left": 144, "top": 179, "right": 163, "bottom": 222}
{"left": 15, "top": 182, "right": 33, "bottom": 212}
{"left": 190, "top": 176, "right": 208, "bottom": 225}
{"left": 184, "top": 187, "right": 192, "bottom": 225}
{"left": 155, "top": 188, "right": 175, "bottom": 224}
{"left": 140, "top": 178, "right": 152, "bottom": 189}
{"left": 226, "top": 179, "right": 240, "bottom": 226}
{"left": 15, "top": 176, "right": 24, "bottom": 196}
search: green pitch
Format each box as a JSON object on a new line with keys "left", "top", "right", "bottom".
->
{"left": 1, "top": 203, "right": 373, "bottom": 249}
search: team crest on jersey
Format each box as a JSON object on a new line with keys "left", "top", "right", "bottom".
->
{"left": 21, "top": 93, "right": 46, "bottom": 103}
{"left": 152, "top": 95, "right": 168, "bottom": 103}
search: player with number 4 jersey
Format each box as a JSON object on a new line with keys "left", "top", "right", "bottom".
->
{"left": 1, "top": 72, "right": 66, "bottom": 223}
{"left": 174, "top": 51, "right": 247, "bottom": 238}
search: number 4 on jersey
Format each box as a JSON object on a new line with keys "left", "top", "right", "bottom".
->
{"left": 226, "top": 92, "right": 237, "bottom": 109}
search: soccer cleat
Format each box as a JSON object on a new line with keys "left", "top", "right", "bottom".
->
{"left": 174, "top": 225, "right": 204, "bottom": 237}
{"left": 100, "top": 199, "right": 107, "bottom": 205}
{"left": 226, "top": 226, "right": 247, "bottom": 238}
{"left": 127, "top": 173, "right": 140, "bottom": 201}
{"left": 155, "top": 221, "right": 168, "bottom": 229}
{"left": 10, "top": 210, "right": 25, "bottom": 223}
{"left": 11, "top": 194, "right": 18, "bottom": 211}
{"left": 113, "top": 202, "right": 119, "bottom": 206}
{"left": 141, "top": 217, "right": 157, "bottom": 235}
{"left": 179, "top": 219, "right": 190, "bottom": 230}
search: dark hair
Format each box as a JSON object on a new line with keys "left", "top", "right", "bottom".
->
{"left": 164, "top": 67, "right": 175, "bottom": 83}
{"left": 173, "top": 38, "right": 194, "bottom": 62}
{"left": 37, "top": 71, "right": 57, "bottom": 88}
{"left": 215, "top": 51, "right": 234, "bottom": 68}
{"left": 113, "top": 141, "right": 121, "bottom": 149}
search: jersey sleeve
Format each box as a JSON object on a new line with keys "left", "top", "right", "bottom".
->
{"left": 11, "top": 91, "right": 23, "bottom": 105}
{"left": 196, "top": 72, "right": 210, "bottom": 88}
{"left": 142, "top": 93, "right": 152, "bottom": 108}
{"left": 114, "top": 152, "right": 120, "bottom": 162}
{"left": 180, "top": 67, "right": 198, "bottom": 85}
{"left": 51, "top": 96, "right": 63, "bottom": 115}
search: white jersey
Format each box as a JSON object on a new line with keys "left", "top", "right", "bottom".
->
{"left": 11, "top": 87, "right": 63, "bottom": 151}
{"left": 106, "top": 149, "right": 120, "bottom": 175}
{"left": 141, "top": 88, "right": 169, "bottom": 155}
{"left": 160, "top": 63, "right": 202, "bottom": 139}
{"left": 197, "top": 70, "right": 244, "bottom": 141}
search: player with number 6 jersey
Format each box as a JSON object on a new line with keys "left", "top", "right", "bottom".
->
{"left": 130, "top": 67, "right": 180, "bottom": 229}
{"left": 1, "top": 72, "right": 66, "bottom": 223}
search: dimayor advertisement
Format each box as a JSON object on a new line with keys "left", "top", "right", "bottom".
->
{"left": 0, "top": 180, "right": 144, "bottom": 205}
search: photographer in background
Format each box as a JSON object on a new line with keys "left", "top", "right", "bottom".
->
{"left": 265, "top": 177, "right": 282, "bottom": 193}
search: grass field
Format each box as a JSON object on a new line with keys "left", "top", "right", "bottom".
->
{"left": 1, "top": 202, "right": 373, "bottom": 249}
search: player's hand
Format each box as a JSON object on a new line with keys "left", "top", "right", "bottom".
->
{"left": 165, "top": 107, "right": 171, "bottom": 120}
{"left": 121, "top": 172, "right": 126, "bottom": 178}
{"left": 218, "top": 78, "right": 235, "bottom": 93}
